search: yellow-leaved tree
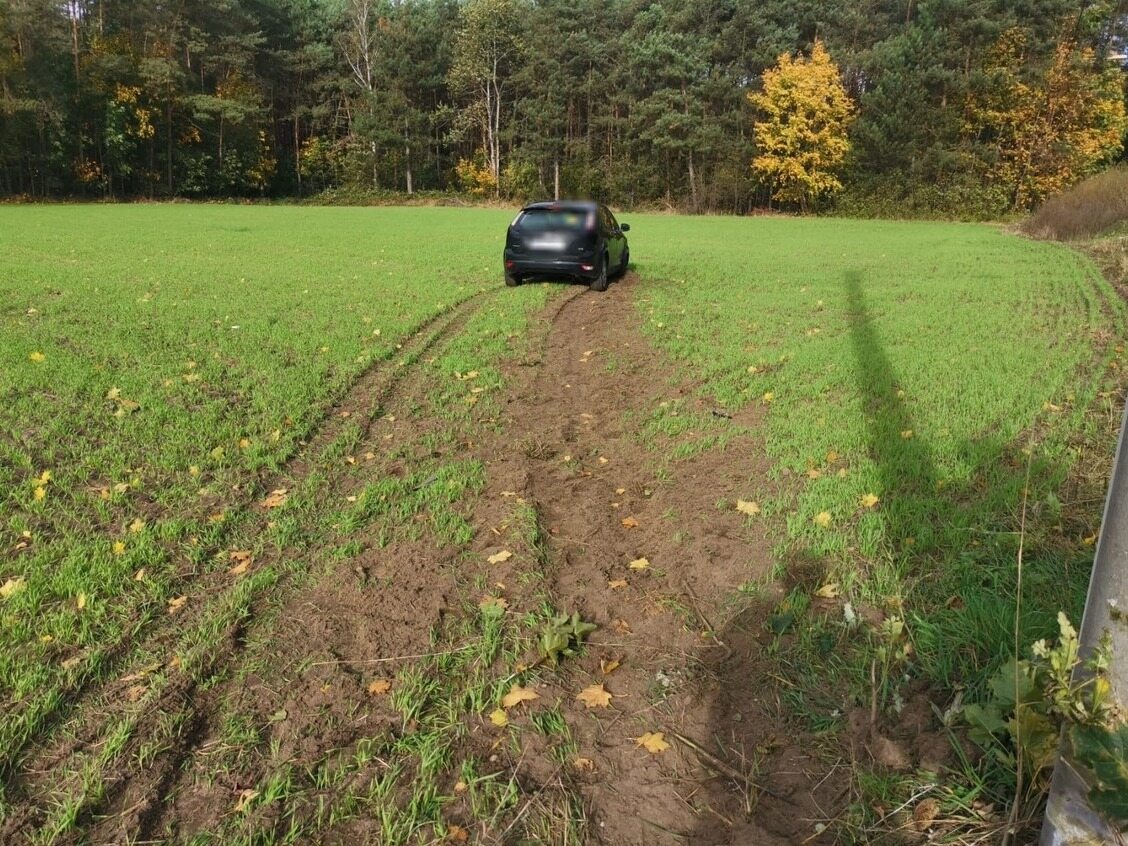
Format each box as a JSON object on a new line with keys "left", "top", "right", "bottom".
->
{"left": 750, "top": 40, "right": 855, "bottom": 212}
{"left": 966, "top": 29, "right": 1127, "bottom": 210}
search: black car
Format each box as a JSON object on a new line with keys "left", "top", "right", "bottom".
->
{"left": 503, "top": 201, "right": 630, "bottom": 292}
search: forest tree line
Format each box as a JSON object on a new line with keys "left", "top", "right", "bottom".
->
{"left": 1, "top": 0, "right": 1126, "bottom": 215}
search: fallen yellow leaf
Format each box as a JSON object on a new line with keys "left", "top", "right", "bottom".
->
{"left": 133, "top": 568, "right": 146, "bottom": 581}
{"left": 815, "top": 583, "right": 840, "bottom": 599}
{"left": 367, "top": 679, "right": 392, "bottom": 696}
{"left": 487, "top": 550, "right": 513, "bottom": 565}
{"left": 636, "top": 731, "right": 670, "bottom": 753}
{"left": 113, "top": 541, "right": 126, "bottom": 555}
{"left": 229, "top": 550, "right": 252, "bottom": 575}
{"left": 37, "top": 470, "right": 51, "bottom": 485}
{"left": 261, "top": 488, "right": 289, "bottom": 509}
{"left": 628, "top": 557, "right": 650, "bottom": 570}
{"left": 900, "top": 429, "right": 913, "bottom": 439}
{"left": 762, "top": 391, "right": 774, "bottom": 403}
{"left": 600, "top": 657, "right": 621, "bottom": 675}
{"left": 621, "top": 516, "right": 639, "bottom": 529}
{"left": 33, "top": 486, "right": 46, "bottom": 501}
{"left": 608, "top": 578, "right": 628, "bottom": 590}
{"left": 447, "top": 824, "right": 469, "bottom": 843}
{"left": 489, "top": 708, "right": 509, "bottom": 727}
{"left": 76, "top": 592, "right": 87, "bottom": 610}
{"left": 129, "top": 518, "right": 145, "bottom": 534}
{"left": 860, "top": 493, "right": 880, "bottom": 509}
{"left": 736, "top": 500, "right": 760, "bottom": 517}
{"left": 234, "top": 789, "right": 259, "bottom": 813}
{"left": 576, "top": 683, "right": 613, "bottom": 709}
{"left": 1, "top": 577, "right": 26, "bottom": 600}
{"left": 826, "top": 450, "right": 839, "bottom": 462}
{"left": 572, "top": 757, "right": 595, "bottom": 771}
{"left": 29, "top": 351, "right": 46, "bottom": 362}
{"left": 167, "top": 595, "right": 187, "bottom": 614}
{"left": 500, "top": 684, "right": 539, "bottom": 709}
{"left": 814, "top": 511, "right": 832, "bottom": 528}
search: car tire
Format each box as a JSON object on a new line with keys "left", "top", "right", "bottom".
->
{"left": 505, "top": 272, "right": 521, "bottom": 287}
{"left": 590, "top": 255, "right": 609, "bottom": 292}
{"left": 615, "top": 248, "right": 630, "bottom": 278}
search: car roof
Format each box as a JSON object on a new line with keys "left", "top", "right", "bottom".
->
{"left": 521, "top": 201, "right": 600, "bottom": 213}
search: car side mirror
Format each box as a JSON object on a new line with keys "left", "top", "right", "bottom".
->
{"left": 619, "top": 223, "right": 630, "bottom": 232}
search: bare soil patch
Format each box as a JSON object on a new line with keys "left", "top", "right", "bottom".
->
{"left": 474, "top": 274, "right": 847, "bottom": 844}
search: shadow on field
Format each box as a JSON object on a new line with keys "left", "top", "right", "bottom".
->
{"left": 686, "top": 268, "right": 1098, "bottom": 843}
{"left": 845, "top": 268, "right": 940, "bottom": 555}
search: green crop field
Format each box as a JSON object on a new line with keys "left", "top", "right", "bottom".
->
{"left": 1, "top": 205, "right": 1123, "bottom": 844}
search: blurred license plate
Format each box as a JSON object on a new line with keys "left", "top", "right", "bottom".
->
{"left": 530, "top": 237, "right": 566, "bottom": 250}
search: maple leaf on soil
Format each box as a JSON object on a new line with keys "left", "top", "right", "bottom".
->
{"left": 628, "top": 557, "right": 650, "bottom": 570}
{"left": 487, "top": 549, "right": 512, "bottom": 564}
{"left": 736, "top": 500, "right": 760, "bottom": 517}
{"left": 367, "top": 679, "right": 392, "bottom": 696}
{"left": 621, "top": 516, "right": 639, "bottom": 528}
{"left": 489, "top": 708, "right": 509, "bottom": 727}
{"left": 501, "top": 684, "right": 539, "bottom": 709}
{"left": 636, "top": 731, "right": 671, "bottom": 753}
{"left": 576, "top": 684, "right": 613, "bottom": 709}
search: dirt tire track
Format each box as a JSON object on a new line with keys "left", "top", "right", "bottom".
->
{"left": 2, "top": 287, "right": 502, "bottom": 844}
{"left": 483, "top": 273, "right": 843, "bottom": 845}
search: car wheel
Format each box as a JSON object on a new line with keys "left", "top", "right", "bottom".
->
{"left": 505, "top": 272, "right": 521, "bottom": 287}
{"left": 590, "top": 255, "right": 609, "bottom": 292}
{"left": 615, "top": 248, "right": 630, "bottom": 278}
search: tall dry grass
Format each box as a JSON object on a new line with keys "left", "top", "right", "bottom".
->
{"left": 1024, "top": 166, "right": 1128, "bottom": 241}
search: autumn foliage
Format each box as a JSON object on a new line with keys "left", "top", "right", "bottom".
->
{"left": 965, "top": 30, "right": 1128, "bottom": 210}
{"left": 749, "top": 40, "right": 855, "bottom": 212}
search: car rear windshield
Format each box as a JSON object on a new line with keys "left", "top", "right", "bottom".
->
{"left": 516, "top": 208, "right": 593, "bottom": 232}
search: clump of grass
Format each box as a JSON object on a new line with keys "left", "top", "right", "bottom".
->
{"left": 1024, "top": 166, "right": 1128, "bottom": 241}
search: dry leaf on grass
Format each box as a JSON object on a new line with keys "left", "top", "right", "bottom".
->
{"left": 234, "top": 789, "right": 259, "bottom": 813}
{"left": 628, "top": 557, "right": 650, "bottom": 570}
{"left": 1, "top": 577, "right": 26, "bottom": 600}
{"left": 447, "top": 825, "right": 470, "bottom": 843}
{"left": 736, "top": 500, "right": 760, "bottom": 517}
{"left": 167, "top": 595, "right": 187, "bottom": 614}
{"left": 576, "top": 684, "right": 613, "bottom": 709}
{"left": 367, "top": 679, "right": 392, "bottom": 696}
{"left": 815, "top": 583, "right": 840, "bottom": 599}
{"left": 261, "top": 488, "right": 289, "bottom": 509}
{"left": 76, "top": 593, "right": 87, "bottom": 610}
{"left": 621, "top": 516, "right": 639, "bottom": 529}
{"left": 913, "top": 797, "right": 941, "bottom": 831}
{"left": 572, "top": 757, "right": 595, "bottom": 772}
{"left": 860, "top": 493, "right": 880, "bottom": 509}
{"left": 229, "top": 550, "right": 252, "bottom": 575}
{"left": 487, "top": 549, "right": 512, "bottom": 564}
{"left": 635, "top": 731, "right": 670, "bottom": 753}
{"left": 813, "top": 511, "right": 832, "bottom": 528}
{"left": 608, "top": 578, "right": 628, "bottom": 590}
{"left": 600, "top": 657, "right": 621, "bottom": 675}
{"left": 500, "top": 684, "right": 539, "bottom": 709}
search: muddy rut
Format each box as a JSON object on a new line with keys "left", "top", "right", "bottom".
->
{"left": 484, "top": 275, "right": 844, "bottom": 844}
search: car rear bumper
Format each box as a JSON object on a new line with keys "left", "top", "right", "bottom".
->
{"left": 503, "top": 251, "right": 600, "bottom": 280}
